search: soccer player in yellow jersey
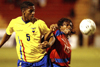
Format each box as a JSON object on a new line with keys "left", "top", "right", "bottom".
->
{"left": 0, "top": 1, "right": 56, "bottom": 67}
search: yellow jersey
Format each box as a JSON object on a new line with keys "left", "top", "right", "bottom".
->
{"left": 6, "top": 16, "right": 50, "bottom": 62}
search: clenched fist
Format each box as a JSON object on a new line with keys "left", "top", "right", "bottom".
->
{"left": 50, "top": 24, "right": 58, "bottom": 32}
{"left": 38, "top": 41, "right": 50, "bottom": 49}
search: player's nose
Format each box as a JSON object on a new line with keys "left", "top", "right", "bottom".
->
{"left": 32, "top": 12, "right": 35, "bottom": 15}
{"left": 68, "top": 26, "right": 72, "bottom": 30}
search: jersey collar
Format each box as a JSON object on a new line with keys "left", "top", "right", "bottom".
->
{"left": 21, "top": 17, "right": 30, "bottom": 24}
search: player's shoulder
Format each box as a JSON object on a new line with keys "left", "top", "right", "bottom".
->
{"left": 11, "top": 16, "right": 22, "bottom": 22}
{"left": 36, "top": 18, "right": 45, "bottom": 24}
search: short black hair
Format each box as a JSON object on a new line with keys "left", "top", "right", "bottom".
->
{"left": 20, "top": 1, "right": 34, "bottom": 11}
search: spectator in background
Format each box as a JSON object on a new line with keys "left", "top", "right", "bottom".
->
{"left": 29, "top": 0, "right": 47, "bottom": 7}
{"left": 38, "top": 0, "right": 47, "bottom": 7}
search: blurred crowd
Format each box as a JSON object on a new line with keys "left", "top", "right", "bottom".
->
{"left": 0, "top": 0, "right": 100, "bottom": 48}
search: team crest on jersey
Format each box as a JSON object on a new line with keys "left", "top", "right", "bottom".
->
{"left": 31, "top": 28, "right": 36, "bottom": 33}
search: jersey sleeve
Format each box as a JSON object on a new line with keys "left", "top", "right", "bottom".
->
{"left": 39, "top": 20, "right": 50, "bottom": 35}
{"left": 6, "top": 19, "right": 14, "bottom": 35}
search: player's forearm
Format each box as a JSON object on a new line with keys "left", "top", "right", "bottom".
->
{"left": 0, "top": 33, "right": 11, "bottom": 48}
{"left": 44, "top": 24, "right": 58, "bottom": 41}
{"left": 48, "top": 36, "right": 55, "bottom": 47}
{"left": 39, "top": 36, "right": 55, "bottom": 49}
{"left": 44, "top": 30, "right": 53, "bottom": 41}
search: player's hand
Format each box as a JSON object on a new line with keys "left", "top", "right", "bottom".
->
{"left": 50, "top": 24, "right": 58, "bottom": 32}
{"left": 38, "top": 41, "right": 50, "bottom": 49}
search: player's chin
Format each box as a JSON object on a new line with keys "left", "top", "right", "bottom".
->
{"left": 29, "top": 17, "right": 34, "bottom": 20}
{"left": 64, "top": 30, "right": 71, "bottom": 34}
{"left": 63, "top": 31, "right": 67, "bottom": 34}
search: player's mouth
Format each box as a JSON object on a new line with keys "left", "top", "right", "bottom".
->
{"left": 62, "top": 28, "right": 71, "bottom": 34}
{"left": 66, "top": 28, "right": 71, "bottom": 31}
{"left": 31, "top": 16, "right": 34, "bottom": 19}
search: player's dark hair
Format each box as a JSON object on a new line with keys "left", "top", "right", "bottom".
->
{"left": 20, "top": 1, "right": 34, "bottom": 11}
{"left": 57, "top": 18, "right": 72, "bottom": 27}
{"left": 57, "top": 18, "right": 75, "bottom": 34}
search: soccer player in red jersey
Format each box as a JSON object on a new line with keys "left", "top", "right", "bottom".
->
{"left": 45, "top": 18, "right": 75, "bottom": 67}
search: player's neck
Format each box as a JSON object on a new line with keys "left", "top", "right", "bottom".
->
{"left": 65, "top": 34, "right": 68, "bottom": 38}
{"left": 22, "top": 16, "right": 30, "bottom": 22}
{"left": 32, "top": 17, "right": 38, "bottom": 24}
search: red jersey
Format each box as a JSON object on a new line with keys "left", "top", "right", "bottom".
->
{"left": 47, "top": 30, "right": 71, "bottom": 67}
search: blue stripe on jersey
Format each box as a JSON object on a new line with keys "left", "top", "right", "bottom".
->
{"left": 55, "top": 30, "right": 65, "bottom": 37}
{"left": 55, "top": 58, "right": 69, "bottom": 63}
{"left": 18, "top": 37, "right": 20, "bottom": 44}
{"left": 20, "top": 45, "right": 22, "bottom": 60}
{"left": 18, "top": 36, "right": 23, "bottom": 60}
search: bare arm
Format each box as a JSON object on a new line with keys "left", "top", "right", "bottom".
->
{"left": 0, "top": 33, "right": 11, "bottom": 48}
{"left": 44, "top": 24, "right": 58, "bottom": 41}
{"left": 39, "top": 24, "right": 58, "bottom": 49}
{"left": 39, "top": 36, "right": 55, "bottom": 49}
{"left": 44, "top": 30, "right": 53, "bottom": 41}
{"left": 47, "top": 36, "right": 55, "bottom": 47}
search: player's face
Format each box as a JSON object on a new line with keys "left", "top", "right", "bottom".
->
{"left": 24, "top": 6, "right": 35, "bottom": 21}
{"left": 60, "top": 22, "right": 72, "bottom": 34}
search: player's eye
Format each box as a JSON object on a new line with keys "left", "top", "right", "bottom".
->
{"left": 30, "top": 10, "right": 33, "bottom": 13}
{"left": 70, "top": 25, "right": 72, "bottom": 27}
{"left": 30, "top": 10, "right": 34, "bottom": 13}
{"left": 67, "top": 24, "right": 70, "bottom": 26}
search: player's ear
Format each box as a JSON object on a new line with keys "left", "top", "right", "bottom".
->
{"left": 22, "top": 9, "right": 25, "bottom": 14}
